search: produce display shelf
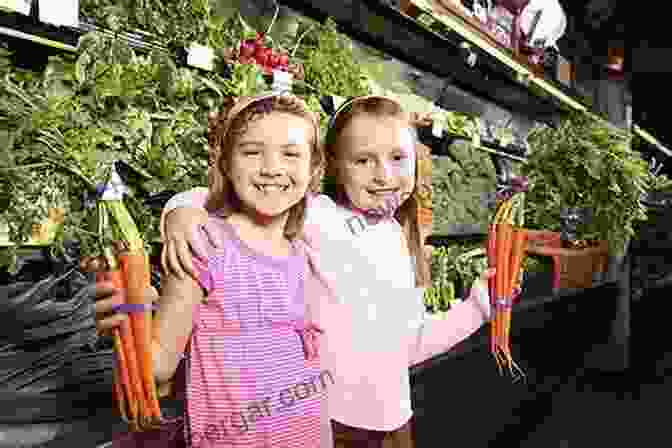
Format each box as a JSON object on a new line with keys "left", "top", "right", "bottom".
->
{"left": 0, "top": 10, "right": 80, "bottom": 51}
{"left": 634, "top": 125, "right": 672, "bottom": 157}
{"left": 279, "top": 0, "right": 598, "bottom": 124}
{"left": 281, "top": 0, "right": 565, "bottom": 122}
{"left": 0, "top": 12, "right": 186, "bottom": 66}
{"left": 418, "top": 126, "right": 527, "bottom": 162}
{"left": 411, "top": 276, "right": 619, "bottom": 375}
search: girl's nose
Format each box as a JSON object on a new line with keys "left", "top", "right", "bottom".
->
{"left": 373, "top": 161, "right": 394, "bottom": 183}
{"left": 260, "top": 153, "right": 284, "bottom": 176}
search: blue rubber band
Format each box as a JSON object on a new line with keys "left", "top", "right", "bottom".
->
{"left": 112, "top": 303, "right": 158, "bottom": 314}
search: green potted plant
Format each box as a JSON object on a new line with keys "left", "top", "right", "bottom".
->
{"left": 522, "top": 111, "right": 657, "bottom": 289}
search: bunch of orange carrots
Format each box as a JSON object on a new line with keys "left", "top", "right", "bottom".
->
{"left": 486, "top": 189, "right": 527, "bottom": 380}
{"left": 96, "top": 194, "right": 162, "bottom": 431}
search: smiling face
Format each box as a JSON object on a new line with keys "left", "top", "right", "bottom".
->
{"left": 226, "top": 112, "right": 313, "bottom": 221}
{"left": 335, "top": 114, "right": 416, "bottom": 213}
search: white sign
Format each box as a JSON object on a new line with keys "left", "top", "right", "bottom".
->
{"left": 271, "top": 69, "right": 293, "bottom": 93}
{"left": 431, "top": 104, "right": 444, "bottom": 138}
{"left": 187, "top": 43, "right": 215, "bottom": 71}
{"left": 101, "top": 164, "right": 128, "bottom": 201}
{"left": 0, "top": 0, "right": 31, "bottom": 15}
{"left": 332, "top": 95, "right": 348, "bottom": 110}
{"left": 39, "top": 0, "right": 79, "bottom": 27}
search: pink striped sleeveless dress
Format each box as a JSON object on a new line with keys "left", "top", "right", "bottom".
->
{"left": 185, "top": 217, "right": 325, "bottom": 448}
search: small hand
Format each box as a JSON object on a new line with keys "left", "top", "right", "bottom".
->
{"left": 161, "top": 208, "right": 221, "bottom": 280}
{"left": 470, "top": 268, "right": 496, "bottom": 321}
{"left": 94, "top": 282, "right": 159, "bottom": 337}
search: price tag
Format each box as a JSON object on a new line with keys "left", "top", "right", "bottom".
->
{"left": 38, "top": 0, "right": 78, "bottom": 27}
{"left": 101, "top": 164, "right": 128, "bottom": 201}
{"left": 0, "top": 0, "right": 31, "bottom": 15}
{"left": 187, "top": 43, "right": 215, "bottom": 71}
{"left": 271, "top": 69, "right": 293, "bottom": 94}
{"left": 473, "top": 0, "right": 489, "bottom": 23}
{"left": 649, "top": 157, "right": 663, "bottom": 176}
{"left": 626, "top": 105, "right": 632, "bottom": 128}
{"left": 332, "top": 95, "right": 349, "bottom": 110}
{"left": 472, "top": 130, "right": 481, "bottom": 147}
{"left": 431, "top": 104, "right": 444, "bottom": 138}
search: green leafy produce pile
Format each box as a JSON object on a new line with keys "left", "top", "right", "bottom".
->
{"left": 1, "top": 16, "right": 371, "bottom": 266}
{"left": 79, "top": 0, "right": 241, "bottom": 50}
{"left": 523, "top": 112, "right": 666, "bottom": 256}
{"left": 0, "top": 36, "right": 261, "bottom": 263}
{"left": 432, "top": 139, "right": 497, "bottom": 235}
{"left": 424, "top": 241, "right": 549, "bottom": 313}
{"left": 293, "top": 19, "right": 371, "bottom": 99}
{"left": 1, "top": 0, "right": 398, "bottom": 272}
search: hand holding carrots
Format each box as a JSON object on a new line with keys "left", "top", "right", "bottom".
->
{"left": 468, "top": 267, "right": 496, "bottom": 321}
{"left": 94, "top": 279, "right": 158, "bottom": 337}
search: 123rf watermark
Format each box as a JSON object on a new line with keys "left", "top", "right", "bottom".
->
{"left": 169, "top": 369, "right": 334, "bottom": 446}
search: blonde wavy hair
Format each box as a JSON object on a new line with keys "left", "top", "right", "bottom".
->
{"left": 206, "top": 93, "right": 325, "bottom": 241}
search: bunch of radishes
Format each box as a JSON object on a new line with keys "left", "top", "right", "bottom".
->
{"left": 238, "top": 32, "right": 289, "bottom": 75}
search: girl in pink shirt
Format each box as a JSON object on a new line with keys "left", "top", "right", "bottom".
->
{"left": 112, "top": 93, "right": 337, "bottom": 448}
{"left": 153, "top": 96, "right": 494, "bottom": 448}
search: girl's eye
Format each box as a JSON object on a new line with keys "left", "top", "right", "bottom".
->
{"left": 285, "top": 152, "right": 301, "bottom": 158}
{"left": 355, "top": 158, "right": 368, "bottom": 165}
{"left": 243, "top": 150, "right": 260, "bottom": 156}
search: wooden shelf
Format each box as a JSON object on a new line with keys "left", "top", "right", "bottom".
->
{"left": 633, "top": 125, "right": 672, "bottom": 157}
{"left": 279, "top": 0, "right": 598, "bottom": 123}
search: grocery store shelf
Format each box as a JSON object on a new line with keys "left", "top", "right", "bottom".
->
{"left": 411, "top": 275, "right": 620, "bottom": 375}
{"left": 279, "top": 0, "right": 598, "bottom": 123}
{"left": 633, "top": 125, "right": 672, "bottom": 157}
{"left": 418, "top": 126, "right": 528, "bottom": 162}
{"left": 0, "top": 12, "right": 187, "bottom": 66}
{"left": 0, "top": 11, "right": 79, "bottom": 51}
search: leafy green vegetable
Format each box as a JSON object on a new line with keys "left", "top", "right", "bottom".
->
{"left": 524, "top": 111, "right": 661, "bottom": 256}
{"left": 0, "top": 31, "right": 260, "bottom": 260}
{"left": 432, "top": 140, "right": 496, "bottom": 235}
{"left": 294, "top": 19, "right": 371, "bottom": 97}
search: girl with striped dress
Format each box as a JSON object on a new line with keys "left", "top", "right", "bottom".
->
{"left": 130, "top": 93, "right": 334, "bottom": 447}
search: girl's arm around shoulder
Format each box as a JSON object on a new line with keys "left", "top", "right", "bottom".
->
{"left": 160, "top": 187, "right": 209, "bottom": 240}
{"left": 151, "top": 261, "right": 208, "bottom": 383}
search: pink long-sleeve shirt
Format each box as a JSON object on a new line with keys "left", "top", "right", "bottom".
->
{"left": 161, "top": 189, "right": 488, "bottom": 432}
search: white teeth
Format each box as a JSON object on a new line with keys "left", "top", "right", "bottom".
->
{"left": 255, "top": 184, "right": 289, "bottom": 193}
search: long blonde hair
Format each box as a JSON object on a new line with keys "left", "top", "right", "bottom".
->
{"left": 323, "top": 96, "right": 430, "bottom": 287}
{"left": 206, "top": 94, "right": 325, "bottom": 241}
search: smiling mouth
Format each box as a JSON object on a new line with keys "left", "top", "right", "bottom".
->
{"left": 367, "top": 188, "right": 399, "bottom": 196}
{"left": 255, "top": 184, "right": 290, "bottom": 193}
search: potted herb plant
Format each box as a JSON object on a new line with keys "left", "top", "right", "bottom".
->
{"left": 522, "top": 111, "right": 656, "bottom": 289}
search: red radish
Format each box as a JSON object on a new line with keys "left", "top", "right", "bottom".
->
{"left": 254, "top": 48, "right": 268, "bottom": 65}
{"left": 269, "top": 54, "right": 280, "bottom": 68}
{"left": 239, "top": 40, "right": 255, "bottom": 58}
{"left": 279, "top": 53, "right": 289, "bottom": 66}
